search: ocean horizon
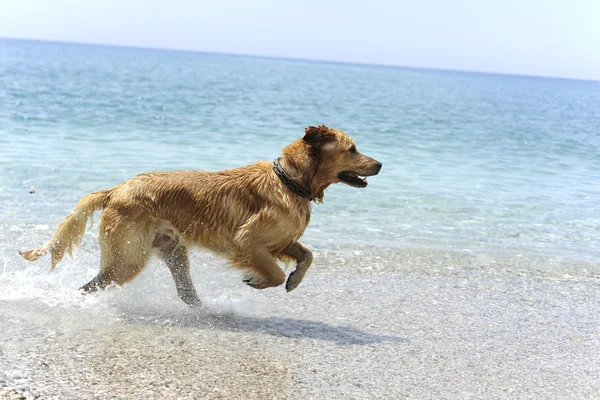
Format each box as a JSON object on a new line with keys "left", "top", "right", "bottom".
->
{"left": 2, "top": 36, "right": 597, "bottom": 83}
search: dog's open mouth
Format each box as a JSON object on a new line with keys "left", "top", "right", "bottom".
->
{"left": 338, "top": 171, "right": 368, "bottom": 188}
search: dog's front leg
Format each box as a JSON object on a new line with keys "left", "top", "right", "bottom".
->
{"left": 281, "top": 241, "right": 313, "bottom": 292}
{"left": 235, "top": 244, "right": 287, "bottom": 289}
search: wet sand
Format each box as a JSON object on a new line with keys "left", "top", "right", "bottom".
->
{"left": 1, "top": 247, "right": 599, "bottom": 399}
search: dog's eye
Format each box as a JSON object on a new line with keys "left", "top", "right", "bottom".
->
{"left": 348, "top": 145, "right": 356, "bottom": 154}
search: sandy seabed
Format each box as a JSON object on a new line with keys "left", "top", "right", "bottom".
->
{"left": 1, "top": 246, "right": 599, "bottom": 399}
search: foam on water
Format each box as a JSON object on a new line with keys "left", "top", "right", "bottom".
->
{"left": 0, "top": 223, "right": 265, "bottom": 323}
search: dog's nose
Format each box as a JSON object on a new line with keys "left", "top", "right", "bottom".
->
{"left": 374, "top": 161, "right": 382, "bottom": 172}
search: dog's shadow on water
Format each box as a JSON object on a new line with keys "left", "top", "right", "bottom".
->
{"left": 123, "top": 306, "right": 408, "bottom": 346}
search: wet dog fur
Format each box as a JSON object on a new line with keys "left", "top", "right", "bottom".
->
{"left": 19, "top": 125, "right": 382, "bottom": 305}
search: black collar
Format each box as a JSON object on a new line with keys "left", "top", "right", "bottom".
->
{"left": 273, "top": 158, "right": 312, "bottom": 201}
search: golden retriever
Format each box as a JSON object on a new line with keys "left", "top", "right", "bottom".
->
{"left": 19, "top": 125, "right": 382, "bottom": 305}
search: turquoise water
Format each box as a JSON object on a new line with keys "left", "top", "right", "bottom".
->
{"left": 1, "top": 38, "right": 599, "bottom": 263}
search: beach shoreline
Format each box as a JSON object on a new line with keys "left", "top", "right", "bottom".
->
{"left": 1, "top": 247, "right": 598, "bottom": 399}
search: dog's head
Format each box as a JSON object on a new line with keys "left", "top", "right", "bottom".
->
{"left": 282, "top": 125, "right": 382, "bottom": 203}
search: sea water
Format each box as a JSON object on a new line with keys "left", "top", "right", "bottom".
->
{"left": 0, "top": 38, "right": 599, "bottom": 305}
{"left": 1, "top": 38, "right": 600, "bottom": 398}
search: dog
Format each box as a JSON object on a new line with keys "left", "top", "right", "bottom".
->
{"left": 19, "top": 125, "right": 382, "bottom": 305}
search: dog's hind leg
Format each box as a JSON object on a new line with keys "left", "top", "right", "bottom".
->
{"left": 81, "top": 208, "right": 153, "bottom": 293}
{"left": 153, "top": 233, "right": 200, "bottom": 306}
{"left": 279, "top": 241, "right": 313, "bottom": 292}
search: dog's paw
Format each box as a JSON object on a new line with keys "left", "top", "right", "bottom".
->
{"left": 285, "top": 270, "right": 304, "bottom": 292}
{"left": 243, "top": 274, "right": 267, "bottom": 289}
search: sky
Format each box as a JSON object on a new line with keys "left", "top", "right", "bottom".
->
{"left": 1, "top": 0, "right": 598, "bottom": 80}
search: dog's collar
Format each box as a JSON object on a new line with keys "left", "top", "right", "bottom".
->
{"left": 273, "top": 158, "right": 312, "bottom": 201}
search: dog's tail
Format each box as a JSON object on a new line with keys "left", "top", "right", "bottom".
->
{"left": 19, "top": 190, "right": 110, "bottom": 270}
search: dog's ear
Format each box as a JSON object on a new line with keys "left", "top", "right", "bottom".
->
{"left": 303, "top": 125, "right": 335, "bottom": 146}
